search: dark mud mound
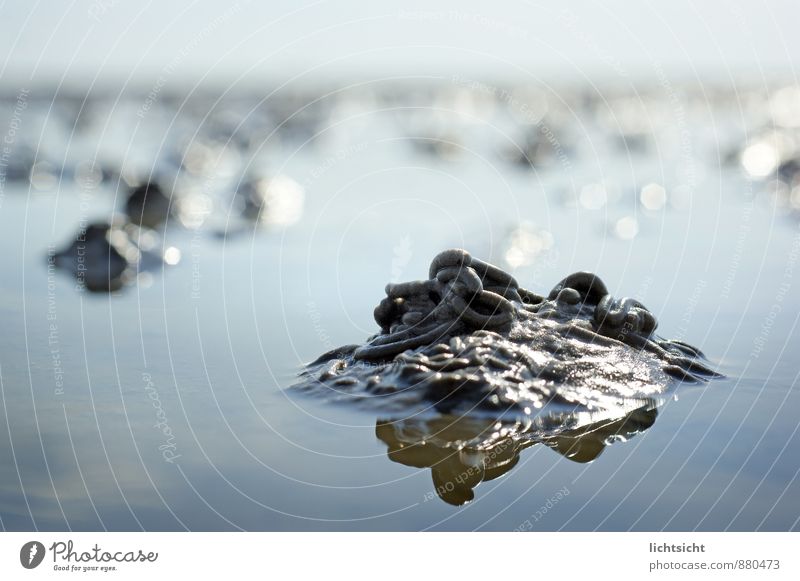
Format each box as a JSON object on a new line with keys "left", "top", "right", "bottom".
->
{"left": 295, "top": 249, "right": 720, "bottom": 415}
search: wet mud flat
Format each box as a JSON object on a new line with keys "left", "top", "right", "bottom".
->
{"left": 0, "top": 79, "right": 798, "bottom": 530}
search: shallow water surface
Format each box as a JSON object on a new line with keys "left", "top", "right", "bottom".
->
{"left": 1, "top": 85, "right": 799, "bottom": 531}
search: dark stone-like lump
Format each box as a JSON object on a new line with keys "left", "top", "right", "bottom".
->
{"left": 295, "top": 249, "right": 720, "bottom": 414}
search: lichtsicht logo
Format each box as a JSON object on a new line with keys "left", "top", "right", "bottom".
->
{"left": 20, "top": 541, "right": 46, "bottom": 569}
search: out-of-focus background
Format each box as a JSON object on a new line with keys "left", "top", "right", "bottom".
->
{"left": 4, "top": 0, "right": 800, "bottom": 84}
{"left": 1, "top": 0, "right": 799, "bottom": 531}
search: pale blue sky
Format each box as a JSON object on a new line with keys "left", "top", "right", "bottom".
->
{"left": 1, "top": 0, "right": 798, "bottom": 88}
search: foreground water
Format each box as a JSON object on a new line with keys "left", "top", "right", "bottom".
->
{"left": 1, "top": 83, "right": 799, "bottom": 530}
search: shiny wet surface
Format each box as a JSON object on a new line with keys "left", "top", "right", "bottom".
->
{"left": 1, "top": 84, "right": 799, "bottom": 530}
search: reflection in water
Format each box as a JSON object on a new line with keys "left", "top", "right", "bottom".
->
{"left": 376, "top": 404, "right": 658, "bottom": 506}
